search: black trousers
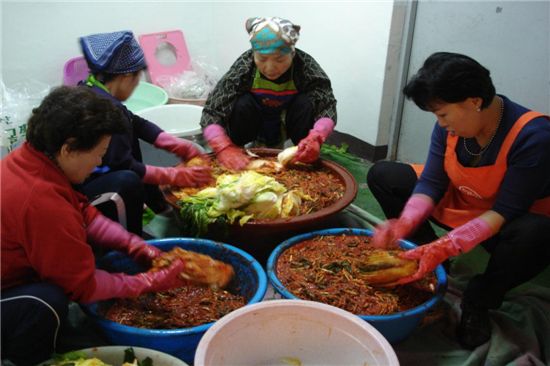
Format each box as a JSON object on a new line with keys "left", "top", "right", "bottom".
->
{"left": 367, "top": 160, "right": 550, "bottom": 309}
{"left": 79, "top": 170, "right": 166, "bottom": 236}
{"left": 1, "top": 283, "right": 69, "bottom": 365}
{"left": 227, "top": 92, "right": 315, "bottom": 147}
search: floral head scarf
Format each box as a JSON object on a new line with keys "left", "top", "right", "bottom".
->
{"left": 246, "top": 17, "right": 300, "bottom": 54}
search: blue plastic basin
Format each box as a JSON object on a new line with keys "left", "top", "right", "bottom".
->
{"left": 267, "top": 228, "right": 447, "bottom": 344}
{"left": 82, "top": 238, "right": 267, "bottom": 364}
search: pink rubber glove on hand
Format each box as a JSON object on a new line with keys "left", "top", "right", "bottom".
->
{"left": 294, "top": 118, "right": 335, "bottom": 164}
{"left": 372, "top": 195, "right": 435, "bottom": 249}
{"left": 87, "top": 215, "right": 161, "bottom": 266}
{"left": 204, "top": 124, "right": 250, "bottom": 170}
{"left": 143, "top": 165, "right": 212, "bottom": 187}
{"left": 83, "top": 260, "right": 185, "bottom": 303}
{"left": 154, "top": 132, "right": 201, "bottom": 161}
{"left": 396, "top": 218, "right": 493, "bottom": 284}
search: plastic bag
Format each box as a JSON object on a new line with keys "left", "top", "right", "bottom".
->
{"left": 157, "top": 57, "right": 220, "bottom": 100}
{"left": 1, "top": 79, "right": 50, "bottom": 156}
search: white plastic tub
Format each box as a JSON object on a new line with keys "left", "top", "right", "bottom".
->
{"left": 137, "top": 104, "right": 203, "bottom": 138}
{"left": 194, "top": 299, "right": 399, "bottom": 366}
{"left": 39, "top": 346, "right": 188, "bottom": 366}
{"left": 137, "top": 104, "right": 206, "bottom": 166}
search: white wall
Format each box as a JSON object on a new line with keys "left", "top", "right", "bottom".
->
{"left": 1, "top": 0, "right": 396, "bottom": 146}
{"left": 396, "top": 0, "right": 550, "bottom": 163}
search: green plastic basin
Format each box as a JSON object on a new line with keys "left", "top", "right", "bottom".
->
{"left": 124, "top": 81, "right": 168, "bottom": 113}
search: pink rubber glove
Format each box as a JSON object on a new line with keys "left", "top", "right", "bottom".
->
{"left": 204, "top": 124, "right": 250, "bottom": 170}
{"left": 371, "top": 195, "right": 435, "bottom": 249}
{"left": 396, "top": 218, "right": 493, "bottom": 284}
{"left": 87, "top": 215, "right": 161, "bottom": 266}
{"left": 294, "top": 118, "right": 335, "bottom": 163}
{"left": 143, "top": 165, "right": 212, "bottom": 187}
{"left": 83, "top": 260, "right": 185, "bottom": 303}
{"left": 154, "top": 132, "right": 201, "bottom": 161}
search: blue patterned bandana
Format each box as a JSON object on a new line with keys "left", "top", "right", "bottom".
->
{"left": 79, "top": 30, "right": 146, "bottom": 74}
{"left": 246, "top": 17, "right": 300, "bottom": 55}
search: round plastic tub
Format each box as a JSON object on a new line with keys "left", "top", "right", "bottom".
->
{"left": 161, "top": 148, "right": 358, "bottom": 265}
{"left": 267, "top": 228, "right": 448, "bottom": 344}
{"left": 124, "top": 81, "right": 168, "bottom": 113}
{"left": 40, "top": 346, "right": 188, "bottom": 366}
{"left": 81, "top": 238, "right": 267, "bottom": 364}
{"left": 194, "top": 299, "right": 399, "bottom": 366}
{"left": 168, "top": 97, "right": 206, "bottom": 106}
{"left": 136, "top": 104, "right": 203, "bottom": 138}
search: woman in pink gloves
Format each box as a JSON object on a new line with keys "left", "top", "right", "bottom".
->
{"left": 201, "top": 17, "right": 337, "bottom": 170}
{"left": 0, "top": 86, "right": 186, "bottom": 365}
{"left": 367, "top": 52, "right": 550, "bottom": 349}
{"left": 78, "top": 30, "right": 212, "bottom": 235}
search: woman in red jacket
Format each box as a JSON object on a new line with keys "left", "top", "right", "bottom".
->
{"left": 0, "top": 86, "right": 185, "bottom": 365}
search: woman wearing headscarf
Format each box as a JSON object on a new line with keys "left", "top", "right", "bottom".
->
{"left": 0, "top": 87, "right": 186, "bottom": 365}
{"left": 367, "top": 52, "right": 550, "bottom": 349}
{"left": 78, "top": 30, "right": 212, "bottom": 235}
{"left": 201, "top": 17, "right": 337, "bottom": 170}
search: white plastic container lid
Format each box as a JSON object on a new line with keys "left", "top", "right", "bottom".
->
{"left": 194, "top": 299, "right": 400, "bottom": 366}
{"left": 137, "top": 104, "right": 203, "bottom": 138}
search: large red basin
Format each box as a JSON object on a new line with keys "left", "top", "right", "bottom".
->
{"left": 161, "top": 148, "right": 358, "bottom": 264}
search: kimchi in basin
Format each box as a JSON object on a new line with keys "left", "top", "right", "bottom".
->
{"left": 81, "top": 238, "right": 268, "bottom": 365}
{"left": 267, "top": 228, "right": 448, "bottom": 344}
{"left": 161, "top": 148, "right": 358, "bottom": 264}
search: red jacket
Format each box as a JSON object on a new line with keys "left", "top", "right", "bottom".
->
{"left": 1, "top": 143, "right": 100, "bottom": 301}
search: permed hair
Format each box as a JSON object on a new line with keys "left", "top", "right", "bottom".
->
{"left": 26, "top": 86, "right": 126, "bottom": 155}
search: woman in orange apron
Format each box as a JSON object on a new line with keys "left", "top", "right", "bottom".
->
{"left": 367, "top": 52, "right": 550, "bottom": 349}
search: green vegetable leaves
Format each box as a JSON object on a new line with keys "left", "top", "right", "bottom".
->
{"left": 178, "top": 171, "right": 305, "bottom": 236}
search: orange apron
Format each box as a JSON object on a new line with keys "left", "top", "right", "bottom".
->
{"left": 413, "top": 111, "right": 550, "bottom": 228}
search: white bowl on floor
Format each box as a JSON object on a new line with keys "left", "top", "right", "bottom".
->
{"left": 137, "top": 104, "right": 203, "bottom": 138}
{"left": 39, "top": 345, "right": 188, "bottom": 365}
{"left": 194, "top": 299, "right": 399, "bottom": 366}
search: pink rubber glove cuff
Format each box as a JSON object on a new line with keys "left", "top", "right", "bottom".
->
{"left": 154, "top": 132, "right": 200, "bottom": 161}
{"left": 371, "top": 195, "right": 434, "bottom": 248}
{"left": 399, "top": 195, "right": 435, "bottom": 237}
{"left": 84, "top": 261, "right": 185, "bottom": 303}
{"left": 447, "top": 217, "right": 493, "bottom": 254}
{"left": 204, "top": 124, "right": 232, "bottom": 153}
{"left": 143, "top": 165, "right": 212, "bottom": 187}
{"left": 87, "top": 215, "right": 162, "bottom": 265}
{"left": 203, "top": 124, "right": 250, "bottom": 170}
{"left": 294, "top": 118, "right": 335, "bottom": 163}
{"left": 311, "top": 117, "right": 335, "bottom": 142}
{"left": 397, "top": 218, "right": 493, "bottom": 284}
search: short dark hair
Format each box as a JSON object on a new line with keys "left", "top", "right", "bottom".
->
{"left": 26, "top": 86, "right": 126, "bottom": 155}
{"left": 403, "top": 52, "right": 496, "bottom": 111}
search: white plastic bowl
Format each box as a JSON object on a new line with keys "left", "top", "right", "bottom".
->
{"left": 39, "top": 346, "right": 188, "bottom": 366}
{"left": 194, "top": 299, "right": 399, "bottom": 366}
{"left": 136, "top": 104, "right": 206, "bottom": 166}
{"left": 137, "top": 104, "right": 203, "bottom": 138}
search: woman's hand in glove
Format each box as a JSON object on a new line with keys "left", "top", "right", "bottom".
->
{"left": 143, "top": 165, "right": 212, "bottom": 187}
{"left": 153, "top": 132, "right": 202, "bottom": 161}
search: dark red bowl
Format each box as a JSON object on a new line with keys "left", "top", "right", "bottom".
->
{"left": 161, "top": 148, "right": 358, "bottom": 264}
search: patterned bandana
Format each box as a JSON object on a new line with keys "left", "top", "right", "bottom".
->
{"left": 79, "top": 30, "right": 146, "bottom": 74}
{"left": 246, "top": 17, "right": 300, "bottom": 54}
